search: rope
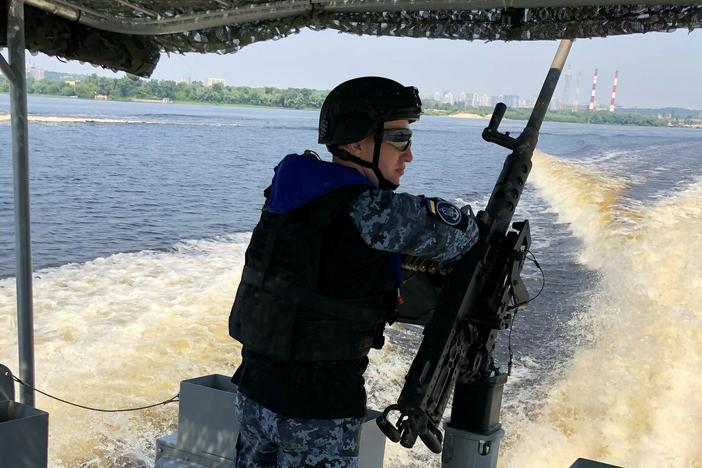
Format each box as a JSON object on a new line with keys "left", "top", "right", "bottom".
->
{"left": 9, "top": 372, "right": 178, "bottom": 413}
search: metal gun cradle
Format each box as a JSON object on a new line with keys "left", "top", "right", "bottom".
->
{"left": 377, "top": 40, "right": 574, "bottom": 468}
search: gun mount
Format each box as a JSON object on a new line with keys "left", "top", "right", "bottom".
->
{"left": 377, "top": 39, "right": 573, "bottom": 462}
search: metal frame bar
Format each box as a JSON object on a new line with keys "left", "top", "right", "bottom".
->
{"left": 72, "top": 0, "right": 310, "bottom": 35}
{"left": 25, "top": 0, "right": 701, "bottom": 36}
{"left": 114, "top": 0, "right": 158, "bottom": 18}
{"left": 7, "top": 0, "right": 36, "bottom": 407}
{"left": 526, "top": 39, "right": 573, "bottom": 132}
{"left": 0, "top": 54, "right": 15, "bottom": 82}
{"left": 22, "top": 0, "right": 79, "bottom": 19}
{"left": 484, "top": 38, "right": 573, "bottom": 232}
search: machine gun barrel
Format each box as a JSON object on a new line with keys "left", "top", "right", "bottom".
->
{"left": 377, "top": 39, "right": 573, "bottom": 457}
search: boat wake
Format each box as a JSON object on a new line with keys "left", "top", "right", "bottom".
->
{"left": 500, "top": 151, "right": 702, "bottom": 467}
{"left": 1, "top": 150, "right": 700, "bottom": 467}
{"left": 0, "top": 236, "right": 249, "bottom": 467}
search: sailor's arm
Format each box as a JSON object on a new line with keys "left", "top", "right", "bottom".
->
{"left": 347, "top": 189, "right": 479, "bottom": 263}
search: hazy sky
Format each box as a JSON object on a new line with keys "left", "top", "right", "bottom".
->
{"left": 25, "top": 27, "right": 702, "bottom": 109}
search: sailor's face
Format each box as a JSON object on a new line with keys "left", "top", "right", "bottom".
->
{"left": 354, "top": 119, "right": 413, "bottom": 187}
{"left": 377, "top": 120, "right": 413, "bottom": 187}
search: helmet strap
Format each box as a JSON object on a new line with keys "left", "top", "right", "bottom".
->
{"left": 333, "top": 126, "right": 399, "bottom": 191}
{"left": 337, "top": 151, "right": 374, "bottom": 169}
{"left": 372, "top": 124, "right": 399, "bottom": 191}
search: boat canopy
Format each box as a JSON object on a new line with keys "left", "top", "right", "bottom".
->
{"left": 1, "top": 0, "right": 701, "bottom": 76}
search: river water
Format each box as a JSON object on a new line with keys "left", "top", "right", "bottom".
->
{"left": 1, "top": 95, "right": 701, "bottom": 467}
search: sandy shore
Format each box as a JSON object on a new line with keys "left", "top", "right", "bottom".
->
{"left": 448, "top": 112, "right": 489, "bottom": 119}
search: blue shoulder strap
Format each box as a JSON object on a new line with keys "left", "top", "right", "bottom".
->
{"left": 266, "top": 153, "right": 374, "bottom": 214}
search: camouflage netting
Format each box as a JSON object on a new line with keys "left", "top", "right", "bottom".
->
{"left": 2, "top": 1, "right": 701, "bottom": 76}
{"left": 0, "top": 0, "right": 161, "bottom": 75}
{"left": 317, "top": 5, "right": 702, "bottom": 41}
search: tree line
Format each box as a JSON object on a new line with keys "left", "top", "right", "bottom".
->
{"left": 0, "top": 74, "right": 328, "bottom": 109}
{"left": 1, "top": 74, "right": 696, "bottom": 127}
{"left": 423, "top": 99, "right": 673, "bottom": 127}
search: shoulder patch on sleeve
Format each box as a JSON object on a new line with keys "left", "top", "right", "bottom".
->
{"left": 423, "top": 198, "right": 470, "bottom": 230}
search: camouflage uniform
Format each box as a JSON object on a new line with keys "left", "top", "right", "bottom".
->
{"left": 232, "top": 185, "right": 479, "bottom": 467}
{"left": 235, "top": 392, "right": 363, "bottom": 468}
{"left": 348, "top": 189, "right": 479, "bottom": 263}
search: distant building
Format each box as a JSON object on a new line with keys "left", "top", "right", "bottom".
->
{"left": 205, "top": 78, "right": 226, "bottom": 87}
{"left": 64, "top": 80, "right": 79, "bottom": 87}
{"left": 179, "top": 75, "right": 192, "bottom": 84}
{"left": 479, "top": 95, "right": 491, "bottom": 107}
{"left": 503, "top": 95, "right": 519, "bottom": 108}
{"left": 443, "top": 92, "right": 454, "bottom": 106}
{"left": 456, "top": 92, "right": 469, "bottom": 109}
{"left": 433, "top": 91, "right": 442, "bottom": 102}
{"left": 26, "top": 62, "right": 44, "bottom": 80}
{"left": 470, "top": 93, "right": 480, "bottom": 108}
{"left": 95, "top": 94, "right": 108, "bottom": 101}
{"left": 518, "top": 96, "right": 537, "bottom": 108}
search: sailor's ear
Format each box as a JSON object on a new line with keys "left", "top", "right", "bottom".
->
{"left": 341, "top": 140, "right": 364, "bottom": 157}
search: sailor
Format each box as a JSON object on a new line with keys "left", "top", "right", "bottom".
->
{"left": 229, "top": 76, "right": 480, "bottom": 467}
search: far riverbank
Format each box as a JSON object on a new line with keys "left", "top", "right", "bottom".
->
{"left": 426, "top": 106, "right": 700, "bottom": 128}
{"left": 1, "top": 92, "right": 699, "bottom": 129}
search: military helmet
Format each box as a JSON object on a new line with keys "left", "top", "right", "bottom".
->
{"left": 318, "top": 77, "right": 422, "bottom": 145}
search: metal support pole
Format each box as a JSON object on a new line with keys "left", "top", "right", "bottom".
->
{"left": 526, "top": 39, "right": 573, "bottom": 132}
{"left": 484, "top": 38, "right": 573, "bottom": 233}
{"left": 7, "top": 0, "right": 36, "bottom": 407}
{"left": 0, "top": 54, "right": 15, "bottom": 82}
{"left": 441, "top": 426, "right": 505, "bottom": 468}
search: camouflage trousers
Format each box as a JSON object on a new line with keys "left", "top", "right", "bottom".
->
{"left": 234, "top": 392, "right": 363, "bottom": 468}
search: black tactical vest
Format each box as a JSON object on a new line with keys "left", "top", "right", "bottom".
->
{"left": 229, "top": 184, "right": 395, "bottom": 362}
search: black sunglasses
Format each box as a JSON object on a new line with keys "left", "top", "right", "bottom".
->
{"left": 382, "top": 128, "right": 413, "bottom": 151}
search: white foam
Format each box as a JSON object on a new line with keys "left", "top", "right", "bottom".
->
{"left": 0, "top": 235, "right": 250, "bottom": 467}
{"left": 500, "top": 152, "right": 702, "bottom": 467}
{"left": 3, "top": 150, "right": 701, "bottom": 466}
{"left": 366, "top": 326, "right": 444, "bottom": 467}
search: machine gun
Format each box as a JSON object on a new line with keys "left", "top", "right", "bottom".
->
{"left": 377, "top": 40, "right": 573, "bottom": 460}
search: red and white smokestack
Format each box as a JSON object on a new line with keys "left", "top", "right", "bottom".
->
{"left": 609, "top": 70, "right": 619, "bottom": 112}
{"left": 588, "top": 68, "right": 598, "bottom": 111}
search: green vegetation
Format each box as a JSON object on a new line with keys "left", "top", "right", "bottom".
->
{"left": 1, "top": 73, "right": 699, "bottom": 128}
{"left": 617, "top": 106, "right": 702, "bottom": 120}
{"left": 0, "top": 74, "right": 328, "bottom": 109}
{"left": 503, "top": 107, "right": 667, "bottom": 126}
{"left": 423, "top": 99, "right": 674, "bottom": 127}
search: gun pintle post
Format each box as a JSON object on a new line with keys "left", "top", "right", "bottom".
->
{"left": 377, "top": 39, "right": 573, "bottom": 457}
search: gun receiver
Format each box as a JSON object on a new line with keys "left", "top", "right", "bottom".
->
{"left": 377, "top": 39, "right": 573, "bottom": 455}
